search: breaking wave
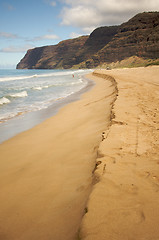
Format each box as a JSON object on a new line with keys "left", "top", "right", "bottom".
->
{"left": 33, "top": 85, "right": 49, "bottom": 91}
{"left": 0, "top": 69, "right": 86, "bottom": 83}
{"left": 9, "top": 91, "right": 28, "bottom": 98}
{"left": 0, "top": 75, "right": 37, "bottom": 82}
{"left": 0, "top": 97, "right": 10, "bottom": 105}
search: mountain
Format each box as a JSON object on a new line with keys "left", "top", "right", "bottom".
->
{"left": 17, "top": 12, "right": 159, "bottom": 69}
{"left": 16, "top": 26, "right": 118, "bottom": 69}
{"left": 16, "top": 36, "right": 88, "bottom": 69}
{"left": 84, "top": 11, "right": 159, "bottom": 68}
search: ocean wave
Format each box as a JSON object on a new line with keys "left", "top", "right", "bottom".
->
{"left": 0, "top": 69, "right": 88, "bottom": 83}
{"left": 33, "top": 86, "right": 43, "bottom": 91}
{"left": 0, "top": 97, "right": 10, "bottom": 105}
{"left": 9, "top": 91, "right": 28, "bottom": 98}
{"left": 0, "top": 74, "right": 38, "bottom": 83}
{"left": 33, "top": 85, "right": 49, "bottom": 91}
{"left": 0, "top": 71, "right": 74, "bottom": 82}
{"left": 0, "top": 111, "right": 26, "bottom": 122}
{"left": 32, "top": 82, "right": 79, "bottom": 90}
{"left": 0, "top": 71, "right": 73, "bottom": 82}
{"left": 36, "top": 70, "right": 84, "bottom": 78}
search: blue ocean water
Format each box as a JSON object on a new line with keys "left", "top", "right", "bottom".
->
{"left": 0, "top": 69, "right": 92, "bottom": 123}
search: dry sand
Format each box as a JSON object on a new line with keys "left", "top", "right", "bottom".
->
{"left": 80, "top": 66, "right": 159, "bottom": 240}
{"left": 0, "top": 73, "right": 116, "bottom": 240}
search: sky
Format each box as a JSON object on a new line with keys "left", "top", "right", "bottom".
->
{"left": 0, "top": 0, "right": 159, "bottom": 68}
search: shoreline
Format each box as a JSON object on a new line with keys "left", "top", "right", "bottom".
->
{"left": 0, "top": 72, "right": 117, "bottom": 239}
{"left": 80, "top": 66, "right": 159, "bottom": 240}
{"left": 0, "top": 76, "right": 94, "bottom": 144}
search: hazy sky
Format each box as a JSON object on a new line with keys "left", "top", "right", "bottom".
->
{"left": 0, "top": 0, "right": 159, "bottom": 68}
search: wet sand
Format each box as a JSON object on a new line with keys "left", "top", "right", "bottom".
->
{"left": 0, "top": 73, "right": 116, "bottom": 239}
{"left": 80, "top": 66, "right": 159, "bottom": 240}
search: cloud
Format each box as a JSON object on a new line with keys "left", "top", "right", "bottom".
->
{"left": 61, "top": 6, "right": 99, "bottom": 27}
{"left": 42, "top": 34, "right": 59, "bottom": 39}
{"left": 60, "top": 0, "right": 159, "bottom": 33}
{"left": 0, "top": 44, "right": 34, "bottom": 53}
{"left": 0, "top": 32, "right": 18, "bottom": 39}
{"left": 32, "top": 34, "right": 60, "bottom": 41}
{"left": 69, "top": 32, "right": 82, "bottom": 38}
{"left": 0, "top": 31, "right": 59, "bottom": 42}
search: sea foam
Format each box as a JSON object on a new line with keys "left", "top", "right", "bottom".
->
{"left": 33, "top": 85, "right": 49, "bottom": 91}
{"left": 0, "top": 97, "right": 10, "bottom": 105}
{"left": 0, "top": 75, "right": 37, "bottom": 82}
{"left": 0, "top": 70, "right": 85, "bottom": 83}
{"left": 9, "top": 91, "right": 28, "bottom": 98}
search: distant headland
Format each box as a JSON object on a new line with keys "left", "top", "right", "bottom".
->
{"left": 17, "top": 12, "right": 159, "bottom": 69}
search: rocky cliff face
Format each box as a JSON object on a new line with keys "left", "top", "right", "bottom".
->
{"left": 17, "top": 12, "right": 159, "bottom": 69}
{"left": 17, "top": 26, "right": 118, "bottom": 69}
{"left": 16, "top": 36, "right": 88, "bottom": 69}
{"left": 92, "top": 12, "right": 159, "bottom": 67}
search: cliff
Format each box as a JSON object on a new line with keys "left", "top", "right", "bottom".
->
{"left": 16, "top": 26, "right": 118, "bottom": 69}
{"left": 16, "top": 36, "right": 88, "bottom": 69}
{"left": 86, "top": 11, "right": 159, "bottom": 68}
{"left": 17, "top": 12, "right": 159, "bottom": 69}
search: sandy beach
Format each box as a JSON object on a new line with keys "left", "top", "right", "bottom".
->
{"left": 0, "top": 66, "right": 159, "bottom": 240}
{"left": 80, "top": 66, "right": 159, "bottom": 240}
{"left": 0, "top": 72, "right": 116, "bottom": 239}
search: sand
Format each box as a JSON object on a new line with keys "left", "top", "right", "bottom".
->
{"left": 80, "top": 66, "right": 159, "bottom": 240}
{"left": 0, "top": 73, "right": 116, "bottom": 240}
{"left": 1, "top": 66, "right": 159, "bottom": 240}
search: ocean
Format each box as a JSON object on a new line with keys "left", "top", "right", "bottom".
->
{"left": 0, "top": 69, "right": 93, "bottom": 142}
